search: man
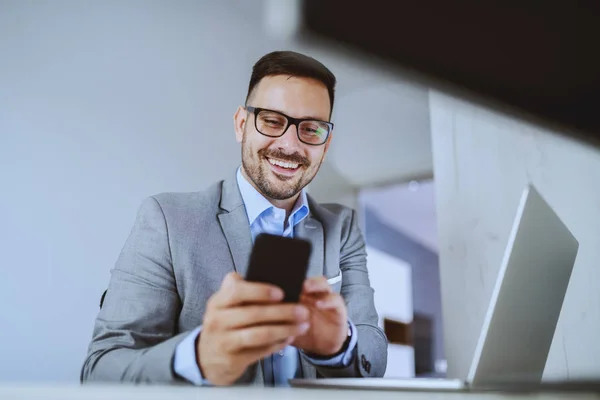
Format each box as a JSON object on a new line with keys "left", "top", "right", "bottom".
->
{"left": 81, "top": 50, "right": 387, "bottom": 386}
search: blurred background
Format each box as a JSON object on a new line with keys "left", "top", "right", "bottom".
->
{"left": 1, "top": 0, "right": 598, "bottom": 384}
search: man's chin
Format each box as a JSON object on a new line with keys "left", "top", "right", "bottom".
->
{"left": 261, "top": 178, "right": 302, "bottom": 200}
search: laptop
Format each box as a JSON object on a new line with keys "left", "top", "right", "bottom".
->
{"left": 290, "top": 184, "right": 579, "bottom": 392}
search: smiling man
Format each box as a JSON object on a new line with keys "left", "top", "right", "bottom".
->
{"left": 81, "top": 51, "right": 387, "bottom": 386}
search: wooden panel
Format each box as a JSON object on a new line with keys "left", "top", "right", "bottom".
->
{"left": 383, "top": 317, "right": 412, "bottom": 346}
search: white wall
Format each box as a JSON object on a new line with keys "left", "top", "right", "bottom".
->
{"left": 366, "top": 246, "right": 415, "bottom": 378}
{"left": 368, "top": 246, "right": 413, "bottom": 325}
{"left": 430, "top": 91, "right": 600, "bottom": 381}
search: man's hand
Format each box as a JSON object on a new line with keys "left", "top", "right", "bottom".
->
{"left": 292, "top": 276, "right": 349, "bottom": 357}
{"left": 197, "top": 272, "right": 310, "bottom": 385}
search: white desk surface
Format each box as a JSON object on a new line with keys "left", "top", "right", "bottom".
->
{"left": 0, "top": 384, "right": 598, "bottom": 400}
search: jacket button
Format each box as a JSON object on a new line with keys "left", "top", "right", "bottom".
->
{"left": 360, "top": 354, "right": 371, "bottom": 373}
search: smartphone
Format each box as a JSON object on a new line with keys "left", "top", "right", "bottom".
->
{"left": 245, "top": 233, "right": 312, "bottom": 303}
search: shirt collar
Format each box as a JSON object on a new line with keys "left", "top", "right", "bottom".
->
{"left": 236, "top": 167, "right": 310, "bottom": 226}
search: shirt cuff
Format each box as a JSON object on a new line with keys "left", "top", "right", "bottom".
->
{"left": 302, "top": 319, "right": 358, "bottom": 367}
{"left": 173, "top": 325, "right": 212, "bottom": 385}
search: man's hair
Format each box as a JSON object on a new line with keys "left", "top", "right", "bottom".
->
{"left": 245, "top": 51, "right": 337, "bottom": 117}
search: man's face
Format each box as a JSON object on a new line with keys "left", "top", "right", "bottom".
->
{"left": 234, "top": 75, "right": 332, "bottom": 201}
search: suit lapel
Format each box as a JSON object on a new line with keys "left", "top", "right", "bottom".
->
{"left": 295, "top": 216, "right": 325, "bottom": 279}
{"left": 218, "top": 173, "right": 253, "bottom": 278}
{"left": 218, "top": 209, "right": 253, "bottom": 278}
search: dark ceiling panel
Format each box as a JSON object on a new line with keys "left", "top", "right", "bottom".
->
{"left": 301, "top": 0, "right": 600, "bottom": 144}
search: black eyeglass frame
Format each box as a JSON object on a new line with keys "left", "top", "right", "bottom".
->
{"left": 245, "top": 106, "right": 334, "bottom": 146}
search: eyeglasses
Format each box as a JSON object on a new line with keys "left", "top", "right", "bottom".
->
{"left": 245, "top": 106, "right": 333, "bottom": 146}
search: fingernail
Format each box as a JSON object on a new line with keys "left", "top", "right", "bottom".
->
{"left": 299, "top": 322, "right": 310, "bottom": 333}
{"left": 295, "top": 306, "right": 308, "bottom": 319}
{"left": 271, "top": 288, "right": 284, "bottom": 300}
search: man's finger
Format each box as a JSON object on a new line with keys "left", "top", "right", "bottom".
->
{"left": 303, "top": 276, "right": 332, "bottom": 294}
{"left": 227, "top": 323, "right": 310, "bottom": 351}
{"left": 238, "top": 337, "right": 295, "bottom": 367}
{"left": 299, "top": 291, "right": 329, "bottom": 305}
{"left": 213, "top": 273, "right": 284, "bottom": 308}
{"left": 314, "top": 293, "right": 345, "bottom": 310}
{"left": 220, "top": 304, "right": 309, "bottom": 329}
{"left": 223, "top": 271, "right": 243, "bottom": 285}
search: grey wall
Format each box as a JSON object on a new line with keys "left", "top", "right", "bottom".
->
{"left": 430, "top": 90, "right": 600, "bottom": 380}
{"left": 0, "top": 0, "right": 254, "bottom": 382}
{"left": 363, "top": 207, "right": 445, "bottom": 368}
{"left": 0, "top": 0, "right": 309, "bottom": 382}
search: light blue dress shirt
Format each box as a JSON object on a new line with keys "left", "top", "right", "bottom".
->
{"left": 173, "top": 167, "right": 358, "bottom": 386}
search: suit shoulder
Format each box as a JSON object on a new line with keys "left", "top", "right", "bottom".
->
{"left": 146, "top": 181, "right": 223, "bottom": 215}
{"left": 312, "top": 202, "right": 364, "bottom": 250}
{"left": 312, "top": 201, "right": 357, "bottom": 222}
{"left": 315, "top": 201, "right": 355, "bottom": 215}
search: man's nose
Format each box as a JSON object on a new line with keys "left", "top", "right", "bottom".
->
{"left": 276, "top": 124, "right": 302, "bottom": 151}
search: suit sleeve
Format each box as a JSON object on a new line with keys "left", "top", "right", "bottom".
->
{"left": 80, "top": 197, "right": 189, "bottom": 383}
{"left": 304, "top": 209, "right": 388, "bottom": 378}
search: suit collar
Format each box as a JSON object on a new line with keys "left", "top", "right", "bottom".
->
{"left": 219, "top": 169, "right": 245, "bottom": 213}
{"left": 220, "top": 167, "right": 320, "bottom": 217}
{"left": 217, "top": 169, "right": 252, "bottom": 277}
{"left": 235, "top": 167, "right": 275, "bottom": 226}
{"left": 293, "top": 216, "right": 325, "bottom": 280}
{"left": 218, "top": 168, "right": 325, "bottom": 280}
{"left": 235, "top": 167, "right": 310, "bottom": 228}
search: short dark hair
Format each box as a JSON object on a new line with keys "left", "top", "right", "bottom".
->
{"left": 245, "top": 51, "right": 337, "bottom": 117}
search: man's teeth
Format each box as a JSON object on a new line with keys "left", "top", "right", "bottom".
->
{"left": 268, "top": 158, "right": 299, "bottom": 169}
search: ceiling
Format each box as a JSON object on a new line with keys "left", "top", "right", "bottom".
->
{"left": 301, "top": 0, "right": 600, "bottom": 147}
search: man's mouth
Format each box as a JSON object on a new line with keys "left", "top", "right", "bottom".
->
{"left": 265, "top": 157, "right": 303, "bottom": 177}
{"left": 267, "top": 157, "right": 300, "bottom": 170}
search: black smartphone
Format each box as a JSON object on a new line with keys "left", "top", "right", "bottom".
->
{"left": 245, "top": 233, "right": 312, "bottom": 303}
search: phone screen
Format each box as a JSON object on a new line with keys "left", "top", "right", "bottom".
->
{"left": 245, "top": 233, "right": 312, "bottom": 303}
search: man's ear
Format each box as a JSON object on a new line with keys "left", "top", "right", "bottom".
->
{"left": 233, "top": 106, "right": 247, "bottom": 143}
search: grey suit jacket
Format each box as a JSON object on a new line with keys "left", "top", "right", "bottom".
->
{"left": 81, "top": 174, "right": 387, "bottom": 384}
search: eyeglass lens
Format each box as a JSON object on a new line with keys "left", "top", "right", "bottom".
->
{"left": 256, "top": 110, "right": 329, "bottom": 145}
